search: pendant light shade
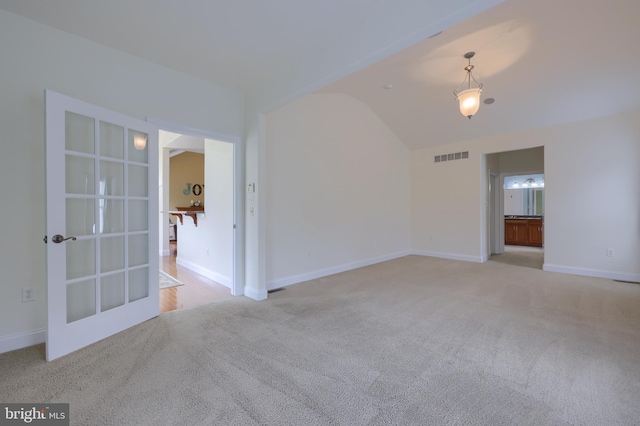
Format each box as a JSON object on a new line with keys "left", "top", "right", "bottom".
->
{"left": 456, "top": 88, "right": 482, "bottom": 118}
{"left": 133, "top": 134, "right": 147, "bottom": 151}
{"left": 453, "top": 52, "right": 483, "bottom": 119}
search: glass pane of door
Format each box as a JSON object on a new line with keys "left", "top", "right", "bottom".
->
{"left": 64, "top": 116, "right": 155, "bottom": 322}
{"left": 101, "top": 273, "right": 125, "bottom": 312}
{"left": 100, "top": 121, "right": 124, "bottom": 159}
{"left": 65, "top": 156, "right": 95, "bottom": 195}
{"left": 66, "top": 239, "right": 95, "bottom": 280}
{"left": 129, "top": 267, "right": 149, "bottom": 302}
{"left": 66, "top": 198, "right": 95, "bottom": 236}
{"left": 67, "top": 279, "right": 96, "bottom": 323}
{"left": 128, "top": 129, "right": 148, "bottom": 163}
{"left": 65, "top": 112, "right": 94, "bottom": 154}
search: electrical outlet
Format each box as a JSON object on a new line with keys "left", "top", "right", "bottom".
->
{"left": 606, "top": 248, "right": 614, "bottom": 257}
{"left": 22, "top": 288, "right": 35, "bottom": 303}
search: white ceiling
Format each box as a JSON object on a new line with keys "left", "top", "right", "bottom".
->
{"left": 319, "top": 0, "right": 640, "bottom": 148}
{"left": 0, "top": 0, "right": 382, "bottom": 91}
{"left": 160, "top": 131, "right": 204, "bottom": 155}
{"left": 2, "top": 0, "right": 639, "bottom": 150}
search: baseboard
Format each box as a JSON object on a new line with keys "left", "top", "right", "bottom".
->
{"left": 0, "top": 329, "right": 45, "bottom": 355}
{"left": 543, "top": 263, "right": 640, "bottom": 282}
{"left": 411, "top": 250, "right": 484, "bottom": 263}
{"left": 160, "top": 249, "right": 170, "bottom": 256}
{"left": 267, "top": 250, "right": 412, "bottom": 291}
{"left": 244, "top": 286, "right": 268, "bottom": 301}
{"left": 175, "top": 257, "right": 232, "bottom": 289}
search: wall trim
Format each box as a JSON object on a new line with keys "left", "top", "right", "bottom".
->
{"left": 411, "top": 250, "right": 484, "bottom": 263}
{"left": 0, "top": 329, "right": 45, "bottom": 355}
{"left": 244, "top": 287, "right": 268, "bottom": 301}
{"left": 176, "top": 257, "right": 232, "bottom": 289}
{"left": 267, "top": 250, "right": 412, "bottom": 291}
{"left": 543, "top": 263, "right": 640, "bottom": 282}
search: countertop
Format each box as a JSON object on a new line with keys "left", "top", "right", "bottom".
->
{"left": 504, "top": 215, "right": 543, "bottom": 219}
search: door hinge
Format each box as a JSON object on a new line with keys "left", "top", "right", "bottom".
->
{"left": 43, "top": 235, "right": 47, "bottom": 244}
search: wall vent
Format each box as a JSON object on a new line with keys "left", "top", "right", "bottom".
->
{"left": 434, "top": 151, "right": 468, "bottom": 163}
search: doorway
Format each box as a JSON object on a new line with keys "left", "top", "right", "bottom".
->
{"left": 485, "top": 147, "right": 545, "bottom": 270}
{"left": 155, "top": 123, "right": 243, "bottom": 311}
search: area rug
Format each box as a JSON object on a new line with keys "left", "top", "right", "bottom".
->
{"left": 159, "top": 270, "right": 184, "bottom": 289}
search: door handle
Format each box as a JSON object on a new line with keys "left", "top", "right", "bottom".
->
{"left": 52, "top": 234, "right": 77, "bottom": 244}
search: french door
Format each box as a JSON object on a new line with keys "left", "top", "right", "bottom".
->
{"left": 45, "top": 90, "right": 159, "bottom": 361}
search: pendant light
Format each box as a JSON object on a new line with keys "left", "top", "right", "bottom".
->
{"left": 133, "top": 134, "right": 147, "bottom": 150}
{"left": 453, "top": 52, "right": 483, "bottom": 119}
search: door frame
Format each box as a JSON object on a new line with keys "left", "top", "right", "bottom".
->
{"left": 149, "top": 118, "right": 244, "bottom": 297}
{"left": 489, "top": 171, "right": 500, "bottom": 255}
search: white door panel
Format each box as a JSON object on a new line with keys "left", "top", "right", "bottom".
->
{"left": 45, "top": 90, "right": 158, "bottom": 361}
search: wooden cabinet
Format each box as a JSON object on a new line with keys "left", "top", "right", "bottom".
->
{"left": 505, "top": 219, "right": 528, "bottom": 245}
{"left": 505, "top": 217, "right": 543, "bottom": 247}
{"left": 527, "top": 219, "right": 544, "bottom": 247}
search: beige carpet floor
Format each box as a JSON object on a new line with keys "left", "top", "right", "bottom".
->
{"left": 1, "top": 255, "right": 639, "bottom": 425}
{"left": 490, "top": 246, "right": 544, "bottom": 270}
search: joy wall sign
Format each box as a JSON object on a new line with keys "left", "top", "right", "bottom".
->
{"left": 182, "top": 183, "right": 204, "bottom": 196}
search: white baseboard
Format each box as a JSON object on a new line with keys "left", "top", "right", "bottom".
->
{"left": 0, "top": 329, "right": 45, "bottom": 355}
{"left": 267, "top": 250, "right": 412, "bottom": 291}
{"left": 176, "top": 257, "right": 232, "bottom": 289}
{"left": 411, "top": 250, "right": 484, "bottom": 263}
{"left": 244, "top": 287, "right": 268, "bottom": 301}
{"left": 543, "top": 263, "right": 640, "bottom": 282}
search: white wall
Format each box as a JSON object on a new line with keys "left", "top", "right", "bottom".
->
{"left": 504, "top": 189, "right": 525, "bottom": 215}
{"left": 0, "top": 10, "right": 243, "bottom": 353}
{"left": 174, "top": 140, "right": 234, "bottom": 288}
{"left": 412, "top": 108, "right": 640, "bottom": 281}
{"left": 543, "top": 110, "right": 640, "bottom": 280}
{"left": 265, "top": 94, "right": 411, "bottom": 288}
{"left": 204, "top": 140, "right": 234, "bottom": 286}
{"left": 243, "top": 0, "right": 504, "bottom": 298}
{"left": 412, "top": 149, "right": 484, "bottom": 261}
{"left": 498, "top": 147, "right": 544, "bottom": 175}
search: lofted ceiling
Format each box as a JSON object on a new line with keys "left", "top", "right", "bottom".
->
{"left": 1, "top": 0, "right": 639, "bottom": 150}
{"left": 0, "top": 0, "right": 383, "bottom": 91}
{"left": 319, "top": 0, "right": 640, "bottom": 148}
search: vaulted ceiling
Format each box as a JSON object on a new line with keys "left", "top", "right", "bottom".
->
{"left": 2, "top": 0, "right": 639, "bottom": 149}
{"left": 0, "top": 0, "right": 389, "bottom": 91}
{"left": 319, "top": 0, "right": 640, "bottom": 148}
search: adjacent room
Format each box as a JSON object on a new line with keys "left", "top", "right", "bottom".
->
{"left": 158, "top": 131, "right": 235, "bottom": 312}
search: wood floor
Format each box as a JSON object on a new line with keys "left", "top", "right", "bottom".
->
{"left": 159, "top": 242, "right": 233, "bottom": 313}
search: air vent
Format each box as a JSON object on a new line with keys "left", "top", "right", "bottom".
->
{"left": 434, "top": 151, "right": 469, "bottom": 163}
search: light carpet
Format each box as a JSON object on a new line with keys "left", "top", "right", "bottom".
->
{"left": 159, "top": 270, "right": 183, "bottom": 289}
{"left": 490, "top": 246, "right": 544, "bottom": 270}
{"left": 1, "top": 255, "right": 639, "bottom": 425}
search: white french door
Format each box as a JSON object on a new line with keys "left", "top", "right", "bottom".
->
{"left": 45, "top": 90, "right": 159, "bottom": 361}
